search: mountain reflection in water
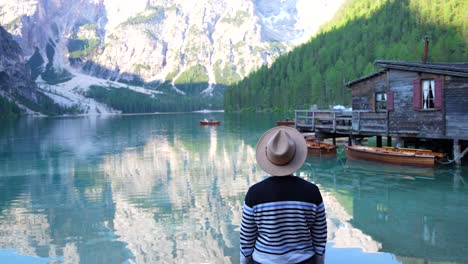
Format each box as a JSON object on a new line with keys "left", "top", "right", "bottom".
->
{"left": 302, "top": 156, "right": 468, "bottom": 264}
{"left": 0, "top": 113, "right": 466, "bottom": 263}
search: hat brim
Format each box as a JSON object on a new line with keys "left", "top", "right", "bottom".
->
{"left": 256, "top": 126, "right": 307, "bottom": 176}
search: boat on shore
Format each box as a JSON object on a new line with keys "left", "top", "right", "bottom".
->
{"left": 306, "top": 140, "right": 337, "bottom": 156}
{"left": 200, "top": 119, "right": 221, "bottom": 125}
{"left": 345, "top": 145, "right": 445, "bottom": 167}
{"left": 276, "top": 119, "right": 295, "bottom": 126}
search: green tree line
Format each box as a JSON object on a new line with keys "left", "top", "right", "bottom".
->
{"left": 224, "top": 0, "right": 467, "bottom": 112}
{"left": 86, "top": 85, "right": 223, "bottom": 113}
{"left": 0, "top": 92, "right": 81, "bottom": 118}
{"left": 0, "top": 96, "right": 22, "bottom": 118}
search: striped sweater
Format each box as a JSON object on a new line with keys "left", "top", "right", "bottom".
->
{"left": 240, "top": 176, "right": 327, "bottom": 264}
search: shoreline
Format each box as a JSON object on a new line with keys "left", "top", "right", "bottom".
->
{"left": 6, "top": 110, "right": 225, "bottom": 119}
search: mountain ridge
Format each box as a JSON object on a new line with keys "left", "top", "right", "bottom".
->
{"left": 0, "top": 0, "right": 346, "bottom": 114}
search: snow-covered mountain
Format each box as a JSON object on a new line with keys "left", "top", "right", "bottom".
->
{"left": 0, "top": 0, "right": 345, "bottom": 114}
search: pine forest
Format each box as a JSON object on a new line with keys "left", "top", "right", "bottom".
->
{"left": 224, "top": 0, "right": 468, "bottom": 112}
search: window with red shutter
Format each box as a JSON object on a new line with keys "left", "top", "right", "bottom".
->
{"left": 421, "top": 79, "right": 436, "bottom": 110}
{"left": 413, "top": 79, "right": 421, "bottom": 111}
{"left": 414, "top": 78, "right": 439, "bottom": 110}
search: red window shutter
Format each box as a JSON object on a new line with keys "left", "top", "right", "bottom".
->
{"left": 413, "top": 79, "right": 421, "bottom": 111}
{"left": 434, "top": 77, "right": 444, "bottom": 110}
{"left": 387, "top": 91, "right": 394, "bottom": 111}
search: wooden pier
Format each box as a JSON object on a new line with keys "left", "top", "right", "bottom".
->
{"left": 295, "top": 110, "right": 352, "bottom": 134}
{"left": 294, "top": 109, "right": 466, "bottom": 165}
{"left": 295, "top": 110, "right": 395, "bottom": 141}
{"left": 295, "top": 110, "right": 421, "bottom": 136}
{"left": 295, "top": 110, "right": 389, "bottom": 146}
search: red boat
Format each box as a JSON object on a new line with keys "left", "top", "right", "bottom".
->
{"left": 306, "top": 140, "right": 337, "bottom": 156}
{"left": 200, "top": 119, "right": 221, "bottom": 125}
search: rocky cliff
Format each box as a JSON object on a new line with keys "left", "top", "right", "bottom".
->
{"left": 0, "top": 25, "right": 38, "bottom": 103}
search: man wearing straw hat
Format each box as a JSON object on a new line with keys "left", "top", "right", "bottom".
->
{"left": 240, "top": 126, "right": 327, "bottom": 264}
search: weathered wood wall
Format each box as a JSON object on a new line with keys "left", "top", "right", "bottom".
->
{"left": 352, "top": 112, "right": 387, "bottom": 134}
{"left": 351, "top": 73, "right": 386, "bottom": 111}
{"left": 387, "top": 70, "right": 445, "bottom": 138}
{"left": 445, "top": 76, "right": 468, "bottom": 139}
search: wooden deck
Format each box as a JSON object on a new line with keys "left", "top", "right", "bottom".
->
{"left": 295, "top": 110, "right": 351, "bottom": 133}
{"left": 295, "top": 110, "right": 411, "bottom": 137}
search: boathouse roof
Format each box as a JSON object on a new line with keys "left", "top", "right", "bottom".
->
{"left": 346, "top": 60, "right": 468, "bottom": 87}
{"left": 345, "top": 70, "right": 386, "bottom": 87}
{"left": 374, "top": 60, "right": 468, "bottom": 78}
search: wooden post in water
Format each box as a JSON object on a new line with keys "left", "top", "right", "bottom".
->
{"left": 453, "top": 139, "right": 461, "bottom": 167}
{"left": 453, "top": 169, "right": 462, "bottom": 190}
{"left": 376, "top": 136, "right": 382, "bottom": 147}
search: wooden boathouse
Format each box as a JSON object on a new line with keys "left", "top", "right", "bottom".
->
{"left": 295, "top": 60, "right": 468, "bottom": 165}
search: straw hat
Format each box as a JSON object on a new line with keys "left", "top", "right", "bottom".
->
{"left": 256, "top": 126, "right": 307, "bottom": 176}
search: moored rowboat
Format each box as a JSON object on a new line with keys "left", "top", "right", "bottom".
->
{"left": 306, "top": 140, "right": 337, "bottom": 156}
{"left": 276, "top": 120, "right": 295, "bottom": 126}
{"left": 345, "top": 145, "right": 445, "bottom": 167}
{"left": 200, "top": 120, "right": 221, "bottom": 125}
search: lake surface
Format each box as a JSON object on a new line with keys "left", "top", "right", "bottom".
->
{"left": 0, "top": 113, "right": 467, "bottom": 264}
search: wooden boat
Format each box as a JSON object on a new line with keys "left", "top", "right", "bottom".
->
{"left": 345, "top": 145, "right": 445, "bottom": 167}
{"left": 306, "top": 140, "right": 337, "bottom": 156}
{"left": 345, "top": 159, "right": 435, "bottom": 179}
{"left": 200, "top": 119, "right": 221, "bottom": 125}
{"left": 277, "top": 119, "right": 295, "bottom": 126}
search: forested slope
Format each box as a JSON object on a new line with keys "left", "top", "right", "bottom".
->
{"left": 224, "top": 0, "right": 467, "bottom": 111}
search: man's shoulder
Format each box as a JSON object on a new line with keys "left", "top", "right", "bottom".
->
{"left": 250, "top": 176, "right": 318, "bottom": 188}
{"left": 294, "top": 176, "right": 320, "bottom": 190}
{"left": 248, "top": 176, "right": 273, "bottom": 191}
{"left": 245, "top": 176, "right": 323, "bottom": 207}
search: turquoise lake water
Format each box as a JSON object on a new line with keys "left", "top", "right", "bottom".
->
{"left": 0, "top": 113, "right": 467, "bottom": 264}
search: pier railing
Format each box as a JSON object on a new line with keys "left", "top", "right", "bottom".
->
{"left": 295, "top": 110, "right": 388, "bottom": 135}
